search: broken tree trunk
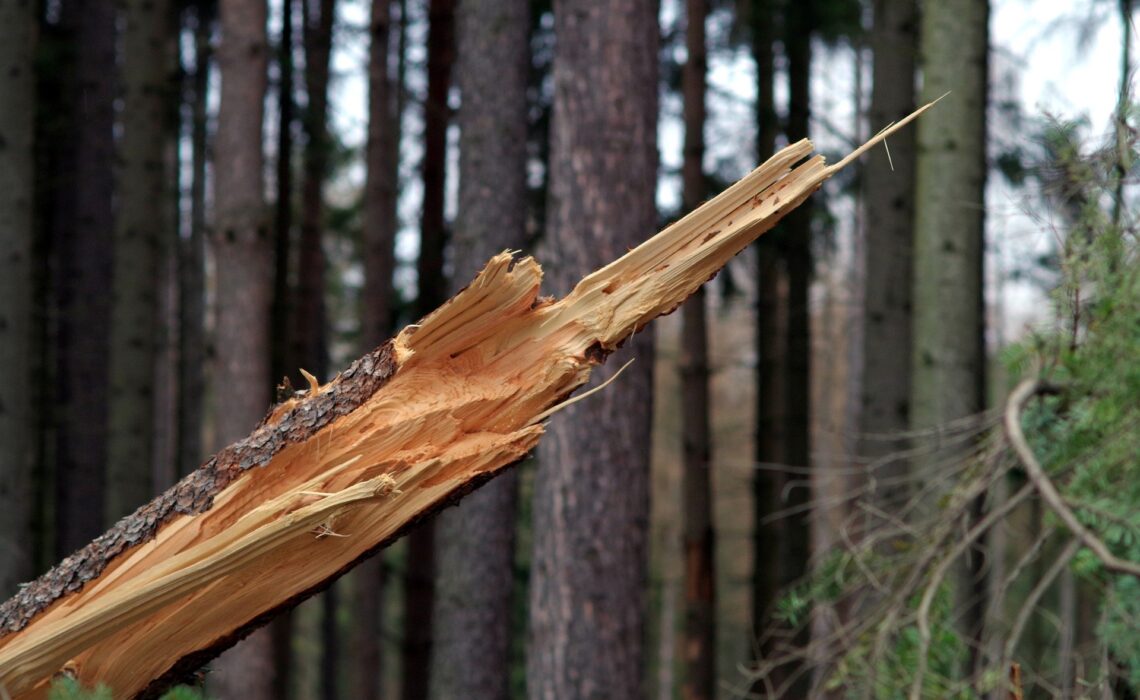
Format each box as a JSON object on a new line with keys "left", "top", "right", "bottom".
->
{"left": 0, "top": 107, "right": 930, "bottom": 699}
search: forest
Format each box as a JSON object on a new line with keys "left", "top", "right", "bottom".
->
{"left": 0, "top": 0, "right": 1138, "bottom": 697}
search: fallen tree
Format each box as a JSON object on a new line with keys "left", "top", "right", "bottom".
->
{"left": 0, "top": 105, "right": 932, "bottom": 699}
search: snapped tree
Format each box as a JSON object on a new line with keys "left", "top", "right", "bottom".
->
{"left": 0, "top": 106, "right": 933, "bottom": 700}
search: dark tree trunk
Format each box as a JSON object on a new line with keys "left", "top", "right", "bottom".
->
{"left": 354, "top": 2, "right": 403, "bottom": 697}
{"left": 107, "top": 0, "right": 179, "bottom": 523}
{"left": 178, "top": 0, "right": 214, "bottom": 481}
{"left": 427, "top": 1, "right": 529, "bottom": 698}
{"left": 403, "top": 2, "right": 455, "bottom": 698}
{"left": 0, "top": 0, "right": 37, "bottom": 597}
{"left": 770, "top": 3, "right": 815, "bottom": 695}
{"left": 860, "top": 0, "right": 916, "bottom": 511}
{"left": 526, "top": 1, "right": 658, "bottom": 697}
{"left": 270, "top": 1, "right": 299, "bottom": 695}
{"left": 295, "top": 0, "right": 333, "bottom": 387}
{"left": 207, "top": 0, "right": 275, "bottom": 693}
{"left": 750, "top": 0, "right": 783, "bottom": 664}
{"left": 272, "top": 0, "right": 297, "bottom": 388}
{"left": 680, "top": 0, "right": 715, "bottom": 698}
{"left": 299, "top": 0, "right": 337, "bottom": 695}
{"left": 53, "top": 0, "right": 115, "bottom": 558}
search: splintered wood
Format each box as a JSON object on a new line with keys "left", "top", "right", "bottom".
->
{"left": 0, "top": 103, "right": 932, "bottom": 699}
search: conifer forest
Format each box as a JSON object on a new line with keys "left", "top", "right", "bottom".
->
{"left": 2, "top": 0, "right": 1140, "bottom": 697}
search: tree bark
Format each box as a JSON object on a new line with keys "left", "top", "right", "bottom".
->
{"left": 178, "top": 0, "right": 213, "bottom": 481}
{"left": 295, "top": 0, "right": 334, "bottom": 387}
{"left": 0, "top": 118, "right": 928, "bottom": 700}
{"left": 0, "top": 0, "right": 37, "bottom": 598}
{"left": 207, "top": 0, "right": 275, "bottom": 695}
{"left": 404, "top": 2, "right": 455, "bottom": 697}
{"left": 353, "top": 2, "right": 402, "bottom": 698}
{"left": 107, "top": 0, "right": 178, "bottom": 524}
{"left": 427, "top": 1, "right": 529, "bottom": 699}
{"left": 526, "top": 1, "right": 658, "bottom": 698}
{"left": 771, "top": 4, "right": 815, "bottom": 695}
{"left": 51, "top": 0, "right": 116, "bottom": 559}
{"left": 272, "top": 0, "right": 297, "bottom": 388}
{"left": 680, "top": 0, "right": 715, "bottom": 698}
{"left": 859, "top": 0, "right": 917, "bottom": 504}
{"left": 750, "top": 0, "right": 785, "bottom": 658}
{"left": 911, "top": 0, "right": 989, "bottom": 680}
{"left": 299, "top": 0, "right": 337, "bottom": 696}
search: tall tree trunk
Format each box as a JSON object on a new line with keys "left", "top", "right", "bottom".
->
{"left": 750, "top": 0, "right": 785, "bottom": 660}
{"left": 299, "top": 0, "right": 337, "bottom": 696}
{"left": 526, "top": 1, "right": 658, "bottom": 697}
{"left": 403, "top": 2, "right": 454, "bottom": 698}
{"left": 107, "top": 0, "right": 178, "bottom": 524}
{"left": 272, "top": 0, "right": 297, "bottom": 388}
{"left": 295, "top": 0, "right": 333, "bottom": 387}
{"left": 911, "top": 0, "right": 989, "bottom": 681}
{"left": 680, "top": 0, "right": 715, "bottom": 698}
{"left": 53, "top": 0, "right": 116, "bottom": 557}
{"left": 178, "top": 0, "right": 214, "bottom": 481}
{"left": 427, "top": 1, "right": 529, "bottom": 699}
{"left": 353, "top": 2, "right": 400, "bottom": 698}
{"left": 270, "top": 2, "right": 300, "bottom": 696}
{"left": 207, "top": 0, "right": 275, "bottom": 694}
{"left": 354, "top": 2, "right": 404, "bottom": 697}
{"left": 860, "top": 0, "right": 916, "bottom": 507}
{"left": 0, "top": 0, "right": 37, "bottom": 597}
{"left": 772, "top": 3, "right": 814, "bottom": 695}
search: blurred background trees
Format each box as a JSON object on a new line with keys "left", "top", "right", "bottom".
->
{"left": 0, "top": 0, "right": 1138, "bottom": 697}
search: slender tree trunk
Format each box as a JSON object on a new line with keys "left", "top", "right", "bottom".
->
{"left": 403, "top": 2, "right": 455, "bottom": 698}
{"left": 526, "top": 1, "right": 658, "bottom": 697}
{"left": 107, "top": 0, "right": 178, "bottom": 524}
{"left": 296, "top": 0, "right": 333, "bottom": 387}
{"left": 427, "top": 1, "right": 529, "bottom": 699}
{"left": 178, "top": 0, "right": 213, "bottom": 481}
{"left": 680, "top": 0, "right": 715, "bottom": 698}
{"left": 207, "top": 0, "right": 275, "bottom": 694}
{"left": 0, "top": 0, "right": 37, "bottom": 597}
{"left": 360, "top": 0, "right": 400, "bottom": 351}
{"left": 773, "top": 3, "right": 814, "bottom": 695}
{"left": 860, "top": 0, "right": 916, "bottom": 506}
{"left": 911, "top": 0, "right": 989, "bottom": 681}
{"left": 354, "top": 3, "right": 402, "bottom": 697}
{"left": 750, "top": 0, "right": 785, "bottom": 659}
{"left": 53, "top": 0, "right": 115, "bottom": 557}
{"left": 269, "top": 2, "right": 300, "bottom": 696}
{"left": 299, "top": 0, "right": 337, "bottom": 696}
{"left": 272, "top": 0, "right": 297, "bottom": 388}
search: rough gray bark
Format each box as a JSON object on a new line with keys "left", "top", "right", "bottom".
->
{"left": 680, "top": 0, "right": 716, "bottom": 698}
{"left": 427, "top": 1, "right": 529, "bottom": 698}
{"left": 107, "top": 0, "right": 177, "bottom": 523}
{"left": 526, "top": 1, "right": 658, "bottom": 697}
{"left": 54, "top": 0, "right": 116, "bottom": 557}
{"left": 208, "top": 0, "right": 275, "bottom": 694}
{"left": 911, "top": 0, "right": 989, "bottom": 679}
{"left": 0, "top": 0, "right": 36, "bottom": 598}
{"left": 859, "top": 0, "right": 917, "bottom": 497}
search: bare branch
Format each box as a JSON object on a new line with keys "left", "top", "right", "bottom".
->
{"left": 1004, "top": 378, "right": 1140, "bottom": 578}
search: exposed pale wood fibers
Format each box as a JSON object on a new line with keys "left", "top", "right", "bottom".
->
{"left": 0, "top": 107, "right": 931, "bottom": 699}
